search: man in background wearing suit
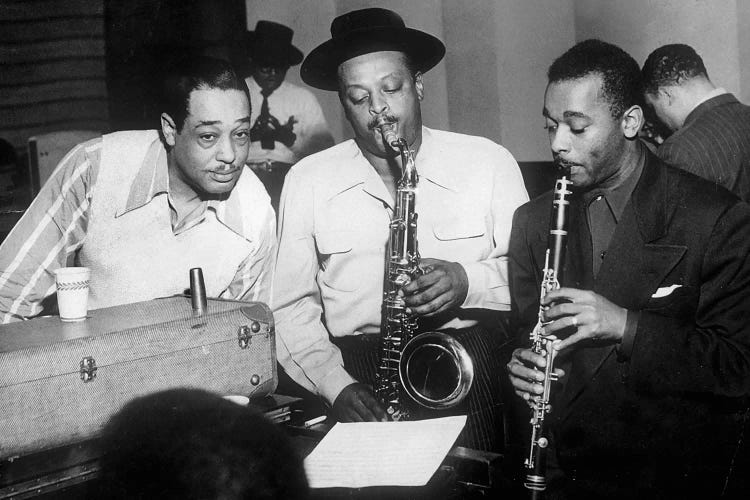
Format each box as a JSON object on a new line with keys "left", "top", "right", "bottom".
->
{"left": 641, "top": 43, "right": 750, "bottom": 201}
{"left": 507, "top": 39, "right": 750, "bottom": 499}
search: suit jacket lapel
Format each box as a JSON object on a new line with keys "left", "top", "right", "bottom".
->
{"left": 559, "top": 152, "right": 688, "bottom": 416}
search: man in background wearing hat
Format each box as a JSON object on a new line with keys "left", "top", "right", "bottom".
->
{"left": 242, "top": 20, "right": 334, "bottom": 212}
{"left": 272, "top": 8, "right": 528, "bottom": 451}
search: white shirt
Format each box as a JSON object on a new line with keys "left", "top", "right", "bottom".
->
{"left": 245, "top": 78, "right": 333, "bottom": 164}
{"left": 272, "top": 127, "right": 529, "bottom": 403}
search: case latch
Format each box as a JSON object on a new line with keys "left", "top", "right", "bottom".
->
{"left": 237, "top": 321, "right": 262, "bottom": 349}
{"left": 79, "top": 356, "right": 97, "bottom": 383}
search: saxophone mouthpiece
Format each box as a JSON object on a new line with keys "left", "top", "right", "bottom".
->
{"left": 375, "top": 116, "right": 400, "bottom": 150}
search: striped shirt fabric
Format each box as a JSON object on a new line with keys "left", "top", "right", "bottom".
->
{"left": 657, "top": 93, "right": 750, "bottom": 202}
{"left": 0, "top": 134, "right": 276, "bottom": 323}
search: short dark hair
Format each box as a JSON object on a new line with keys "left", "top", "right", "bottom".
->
{"left": 160, "top": 55, "right": 250, "bottom": 131}
{"left": 99, "top": 388, "right": 309, "bottom": 500}
{"left": 641, "top": 44, "right": 708, "bottom": 94}
{"left": 547, "top": 39, "right": 642, "bottom": 118}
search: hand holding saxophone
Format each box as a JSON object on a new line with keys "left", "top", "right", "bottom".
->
{"left": 402, "top": 258, "right": 469, "bottom": 316}
{"left": 540, "top": 287, "right": 628, "bottom": 351}
{"left": 332, "top": 382, "right": 389, "bottom": 423}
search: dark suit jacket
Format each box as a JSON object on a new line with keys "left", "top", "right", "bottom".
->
{"left": 658, "top": 93, "right": 750, "bottom": 202}
{"left": 509, "top": 151, "right": 750, "bottom": 499}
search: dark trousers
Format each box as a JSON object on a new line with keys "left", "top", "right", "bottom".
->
{"left": 333, "top": 324, "right": 507, "bottom": 453}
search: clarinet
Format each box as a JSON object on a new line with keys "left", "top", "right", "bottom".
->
{"left": 524, "top": 167, "right": 572, "bottom": 498}
{"left": 374, "top": 116, "right": 420, "bottom": 422}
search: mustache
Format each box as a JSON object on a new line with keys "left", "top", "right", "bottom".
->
{"left": 368, "top": 114, "right": 398, "bottom": 130}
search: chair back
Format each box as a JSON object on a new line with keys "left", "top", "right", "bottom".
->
{"left": 28, "top": 130, "right": 101, "bottom": 196}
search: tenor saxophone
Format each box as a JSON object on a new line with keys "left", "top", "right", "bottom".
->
{"left": 524, "top": 167, "right": 572, "bottom": 497}
{"left": 374, "top": 117, "right": 474, "bottom": 421}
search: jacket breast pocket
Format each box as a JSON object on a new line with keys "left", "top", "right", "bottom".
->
{"left": 315, "top": 230, "right": 381, "bottom": 292}
{"left": 644, "top": 285, "right": 698, "bottom": 317}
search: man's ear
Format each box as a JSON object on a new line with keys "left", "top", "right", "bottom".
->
{"left": 621, "top": 104, "right": 644, "bottom": 139}
{"left": 414, "top": 72, "right": 424, "bottom": 101}
{"left": 161, "top": 113, "right": 178, "bottom": 147}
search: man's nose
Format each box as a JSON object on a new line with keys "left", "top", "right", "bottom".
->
{"left": 216, "top": 136, "right": 236, "bottom": 165}
{"left": 550, "top": 129, "right": 570, "bottom": 154}
{"left": 369, "top": 94, "right": 389, "bottom": 115}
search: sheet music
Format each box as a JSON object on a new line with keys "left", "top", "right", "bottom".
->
{"left": 303, "top": 415, "right": 466, "bottom": 489}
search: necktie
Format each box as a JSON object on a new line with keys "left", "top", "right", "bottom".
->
{"left": 259, "top": 89, "right": 274, "bottom": 149}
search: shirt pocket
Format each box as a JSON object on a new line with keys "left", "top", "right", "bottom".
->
{"left": 315, "top": 230, "right": 381, "bottom": 292}
{"left": 429, "top": 216, "right": 489, "bottom": 261}
{"left": 433, "top": 218, "right": 486, "bottom": 240}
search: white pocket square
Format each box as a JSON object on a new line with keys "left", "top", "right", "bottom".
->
{"left": 651, "top": 284, "right": 682, "bottom": 298}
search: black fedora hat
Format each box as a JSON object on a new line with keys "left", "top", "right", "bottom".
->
{"left": 245, "top": 20, "right": 304, "bottom": 67}
{"left": 301, "top": 8, "right": 445, "bottom": 91}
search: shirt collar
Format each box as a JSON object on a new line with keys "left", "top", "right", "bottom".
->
{"left": 583, "top": 144, "right": 645, "bottom": 223}
{"left": 694, "top": 87, "right": 727, "bottom": 109}
{"left": 684, "top": 88, "right": 732, "bottom": 126}
{"left": 246, "top": 76, "right": 287, "bottom": 97}
{"left": 325, "top": 127, "right": 460, "bottom": 202}
{"left": 415, "top": 127, "right": 460, "bottom": 192}
{"left": 117, "top": 137, "right": 169, "bottom": 217}
{"left": 246, "top": 76, "right": 262, "bottom": 95}
{"left": 115, "top": 135, "right": 251, "bottom": 242}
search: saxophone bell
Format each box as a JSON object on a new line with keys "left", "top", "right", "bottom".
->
{"left": 399, "top": 331, "right": 474, "bottom": 409}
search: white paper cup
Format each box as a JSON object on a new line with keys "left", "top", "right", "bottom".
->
{"left": 54, "top": 267, "right": 90, "bottom": 322}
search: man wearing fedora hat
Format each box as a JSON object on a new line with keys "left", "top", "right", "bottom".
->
{"left": 242, "top": 20, "right": 334, "bottom": 213}
{"left": 272, "top": 8, "right": 528, "bottom": 451}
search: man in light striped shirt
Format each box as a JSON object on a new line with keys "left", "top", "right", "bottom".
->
{"left": 0, "top": 56, "right": 276, "bottom": 323}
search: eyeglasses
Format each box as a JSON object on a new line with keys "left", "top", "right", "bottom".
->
{"left": 256, "top": 65, "right": 286, "bottom": 75}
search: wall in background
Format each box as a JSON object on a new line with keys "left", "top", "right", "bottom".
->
{"left": 105, "top": 0, "right": 247, "bottom": 132}
{"left": 575, "top": 0, "right": 745, "bottom": 102}
{"left": 1, "top": 1, "right": 747, "bottom": 164}
{"left": 0, "top": 0, "right": 109, "bottom": 155}
{"left": 245, "top": 0, "right": 748, "bottom": 162}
